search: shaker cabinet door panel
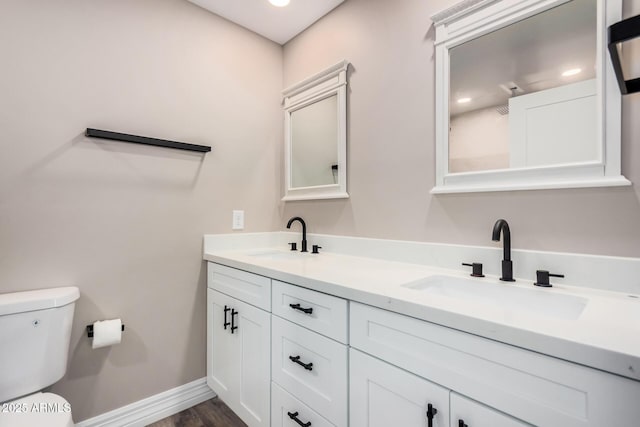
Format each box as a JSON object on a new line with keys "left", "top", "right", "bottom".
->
{"left": 350, "top": 348, "right": 449, "bottom": 427}
{"left": 236, "top": 298, "right": 271, "bottom": 427}
{"left": 207, "top": 289, "right": 239, "bottom": 402}
{"left": 207, "top": 289, "right": 270, "bottom": 427}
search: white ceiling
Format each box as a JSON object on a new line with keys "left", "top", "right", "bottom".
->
{"left": 187, "top": 0, "right": 345, "bottom": 45}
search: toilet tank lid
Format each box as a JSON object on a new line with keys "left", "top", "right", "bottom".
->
{"left": 0, "top": 287, "right": 80, "bottom": 316}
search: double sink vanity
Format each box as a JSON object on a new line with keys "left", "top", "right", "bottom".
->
{"left": 202, "top": 227, "right": 640, "bottom": 427}
{"left": 200, "top": 0, "right": 639, "bottom": 423}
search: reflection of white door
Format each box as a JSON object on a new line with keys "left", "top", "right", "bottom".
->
{"left": 509, "top": 79, "right": 597, "bottom": 168}
{"left": 350, "top": 348, "right": 449, "bottom": 427}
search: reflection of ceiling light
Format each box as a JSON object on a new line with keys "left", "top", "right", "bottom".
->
{"left": 269, "top": 0, "right": 290, "bottom": 6}
{"left": 562, "top": 68, "right": 582, "bottom": 77}
{"left": 457, "top": 97, "right": 472, "bottom": 104}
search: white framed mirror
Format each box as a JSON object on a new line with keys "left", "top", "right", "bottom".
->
{"left": 282, "top": 60, "right": 349, "bottom": 201}
{"left": 431, "top": 0, "right": 630, "bottom": 193}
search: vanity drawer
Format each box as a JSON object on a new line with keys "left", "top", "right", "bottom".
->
{"left": 272, "top": 280, "right": 348, "bottom": 343}
{"left": 350, "top": 302, "right": 640, "bottom": 427}
{"left": 272, "top": 382, "right": 336, "bottom": 427}
{"left": 207, "top": 263, "right": 271, "bottom": 311}
{"left": 272, "top": 315, "right": 348, "bottom": 427}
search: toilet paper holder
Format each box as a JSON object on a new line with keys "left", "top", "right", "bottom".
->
{"left": 86, "top": 323, "right": 125, "bottom": 338}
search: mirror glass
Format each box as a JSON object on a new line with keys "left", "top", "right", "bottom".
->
{"left": 290, "top": 95, "right": 338, "bottom": 188}
{"left": 448, "top": 0, "right": 597, "bottom": 174}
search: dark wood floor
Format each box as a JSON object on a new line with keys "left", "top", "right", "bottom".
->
{"left": 147, "top": 398, "right": 247, "bottom": 427}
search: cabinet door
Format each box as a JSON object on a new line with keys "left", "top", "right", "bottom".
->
{"left": 207, "top": 289, "right": 271, "bottom": 427}
{"left": 350, "top": 348, "right": 449, "bottom": 427}
{"left": 235, "top": 296, "right": 271, "bottom": 427}
{"left": 207, "top": 289, "right": 238, "bottom": 404}
{"left": 450, "top": 393, "right": 531, "bottom": 427}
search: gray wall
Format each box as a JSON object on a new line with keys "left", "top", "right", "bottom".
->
{"left": 282, "top": 0, "right": 640, "bottom": 258}
{"left": 0, "top": 0, "right": 282, "bottom": 422}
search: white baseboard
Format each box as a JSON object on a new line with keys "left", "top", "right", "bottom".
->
{"left": 75, "top": 378, "right": 216, "bottom": 427}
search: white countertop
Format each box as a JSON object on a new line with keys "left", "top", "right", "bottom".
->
{"left": 204, "top": 247, "right": 640, "bottom": 381}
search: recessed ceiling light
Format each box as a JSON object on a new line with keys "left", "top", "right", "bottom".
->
{"left": 269, "top": 0, "right": 290, "bottom": 6}
{"left": 457, "top": 97, "right": 472, "bottom": 104}
{"left": 562, "top": 68, "right": 582, "bottom": 77}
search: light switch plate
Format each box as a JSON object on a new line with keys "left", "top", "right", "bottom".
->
{"left": 232, "top": 210, "right": 244, "bottom": 230}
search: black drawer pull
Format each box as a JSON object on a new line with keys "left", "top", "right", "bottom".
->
{"left": 230, "top": 308, "right": 238, "bottom": 333}
{"left": 223, "top": 305, "right": 231, "bottom": 330}
{"left": 287, "top": 411, "right": 311, "bottom": 427}
{"left": 458, "top": 420, "right": 468, "bottom": 427}
{"left": 289, "top": 355, "right": 313, "bottom": 371}
{"left": 426, "top": 403, "right": 438, "bottom": 427}
{"left": 289, "top": 303, "right": 313, "bottom": 314}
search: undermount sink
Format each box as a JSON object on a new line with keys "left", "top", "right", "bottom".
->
{"left": 402, "top": 275, "right": 588, "bottom": 320}
{"left": 245, "top": 249, "right": 307, "bottom": 261}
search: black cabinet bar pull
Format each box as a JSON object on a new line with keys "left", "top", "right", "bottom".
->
{"left": 223, "top": 305, "right": 231, "bottom": 330}
{"left": 230, "top": 309, "right": 238, "bottom": 333}
{"left": 289, "top": 303, "right": 313, "bottom": 314}
{"left": 289, "top": 355, "right": 313, "bottom": 371}
{"left": 426, "top": 403, "right": 438, "bottom": 427}
{"left": 287, "top": 411, "right": 311, "bottom": 427}
{"left": 458, "top": 420, "right": 468, "bottom": 427}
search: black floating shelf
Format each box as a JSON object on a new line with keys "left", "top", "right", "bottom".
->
{"left": 608, "top": 14, "right": 640, "bottom": 95}
{"left": 85, "top": 128, "right": 211, "bottom": 153}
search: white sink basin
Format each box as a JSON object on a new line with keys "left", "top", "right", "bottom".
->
{"left": 402, "top": 275, "right": 587, "bottom": 320}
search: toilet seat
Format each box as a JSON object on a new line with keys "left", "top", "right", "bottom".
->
{"left": 0, "top": 392, "right": 74, "bottom": 427}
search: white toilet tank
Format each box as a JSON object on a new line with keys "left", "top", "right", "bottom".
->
{"left": 0, "top": 287, "right": 80, "bottom": 403}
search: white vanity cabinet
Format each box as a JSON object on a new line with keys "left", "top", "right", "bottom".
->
{"left": 206, "top": 264, "right": 271, "bottom": 427}
{"left": 350, "top": 302, "right": 640, "bottom": 427}
{"left": 206, "top": 260, "right": 640, "bottom": 427}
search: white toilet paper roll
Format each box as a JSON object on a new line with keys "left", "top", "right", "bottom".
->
{"left": 91, "top": 319, "right": 122, "bottom": 349}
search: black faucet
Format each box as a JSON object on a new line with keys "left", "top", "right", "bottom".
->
{"left": 492, "top": 219, "right": 515, "bottom": 282}
{"left": 286, "top": 216, "right": 308, "bottom": 252}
